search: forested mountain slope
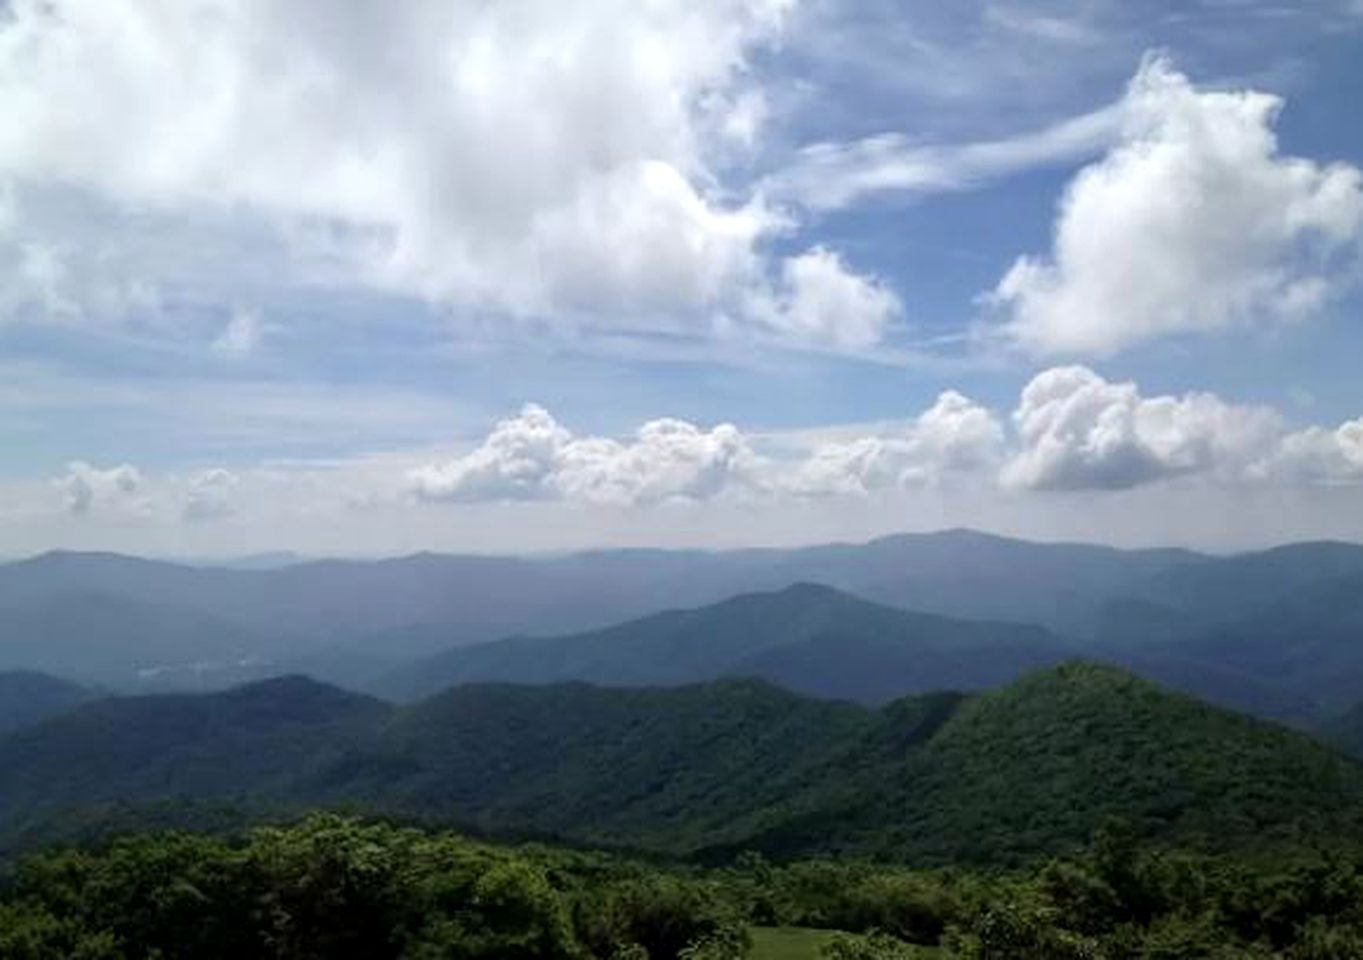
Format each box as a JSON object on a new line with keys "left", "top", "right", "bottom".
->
{"left": 0, "top": 676, "right": 388, "bottom": 828}
{"left": 4, "top": 664, "right": 1361, "bottom": 865}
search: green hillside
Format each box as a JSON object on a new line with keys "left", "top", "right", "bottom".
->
{"left": 4, "top": 663, "right": 1363, "bottom": 866}
{"left": 840, "top": 662, "right": 1363, "bottom": 864}
{"left": 0, "top": 676, "right": 389, "bottom": 834}
{"left": 323, "top": 678, "right": 887, "bottom": 852}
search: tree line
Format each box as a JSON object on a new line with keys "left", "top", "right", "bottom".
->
{"left": 5, "top": 815, "right": 1363, "bottom": 958}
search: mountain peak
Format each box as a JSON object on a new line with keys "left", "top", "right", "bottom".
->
{"left": 217, "top": 674, "right": 389, "bottom": 714}
{"left": 763, "top": 581, "right": 854, "bottom": 602}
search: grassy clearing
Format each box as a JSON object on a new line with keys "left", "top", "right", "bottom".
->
{"left": 750, "top": 926, "right": 944, "bottom": 958}
{"left": 749, "top": 926, "right": 838, "bottom": 960}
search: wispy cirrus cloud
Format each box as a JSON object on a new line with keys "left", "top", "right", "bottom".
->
{"left": 767, "top": 104, "right": 1120, "bottom": 211}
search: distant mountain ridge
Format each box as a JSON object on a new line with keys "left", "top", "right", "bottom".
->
{"left": 2, "top": 529, "right": 1205, "bottom": 652}
{"left": 5, "top": 531, "right": 1363, "bottom": 721}
{"left": 2, "top": 663, "right": 1361, "bottom": 865}
{"left": 0, "top": 591, "right": 284, "bottom": 688}
{"left": 375, "top": 583, "right": 1324, "bottom": 721}
{"left": 0, "top": 671, "right": 93, "bottom": 733}
{"left": 376, "top": 582, "right": 1079, "bottom": 702}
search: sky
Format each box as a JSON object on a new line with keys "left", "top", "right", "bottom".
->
{"left": 2, "top": 0, "right": 1363, "bottom": 557}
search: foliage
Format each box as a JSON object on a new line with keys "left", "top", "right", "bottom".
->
{"left": 724, "top": 821, "right": 1363, "bottom": 958}
{"left": 0, "top": 815, "right": 741, "bottom": 959}
{"left": 8, "top": 816, "right": 1363, "bottom": 958}
{"left": 818, "top": 930, "right": 927, "bottom": 958}
{"left": 8, "top": 662, "right": 1363, "bottom": 870}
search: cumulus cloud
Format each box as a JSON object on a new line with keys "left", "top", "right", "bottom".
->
{"left": 408, "top": 380, "right": 1363, "bottom": 507}
{"left": 990, "top": 55, "right": 1363, "bottom": 356}
{"left": 56, "top": 461, "right": 145, "bottom": 515}
{"left": 1003, "top": 366, "right": 1282, "bottom": 490}
{"left": 53, "top": 461, "right": 244, "bottom": 523}
{"left": 26, "top": 379, "right": 1363, "bottom": 557}
{"left": 1265, "top": 418, "right": 1363, "bottom": 485}
{"left": 789, "top": 391, "right": 1004, "bottom": 495}
{"left": 409, "top": 405, "right": 570, "bottom": 503}
{"left": 182, "top": 468, "right": 240, "bottom": 521}
{"left": 0, "top": 0, "right": 904, "bottom": 348}
{"left": 409, "top": 404, "right": 759, "bottom": 506}
{"left": 748, "top": 247, "right": 903, "bottom": 349}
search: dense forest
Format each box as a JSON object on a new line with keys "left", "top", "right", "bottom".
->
{"left": 5, "top": 814, "right": 1363, "bottom": 958}
{"left": 6, "top": 664, "right": 1363, "bottom": 867}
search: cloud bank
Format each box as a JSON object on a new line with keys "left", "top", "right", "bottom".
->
{"left": 403, "top": 371, "right": 1363, "bottom": 508}
{"left": 408, "top": 404, "right": 759, "bottom": 506}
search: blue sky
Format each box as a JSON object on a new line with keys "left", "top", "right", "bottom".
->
{"left": 1, "top": 0, "right": 1362, "bottom": 555}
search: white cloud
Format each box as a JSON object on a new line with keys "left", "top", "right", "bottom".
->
{"left": 789, "top": 391, "right": 1003, "bottom": 495}
{"left": 13, "top": 375, "right": 1363, "bottom": 557}
{"left": 56, "top": 461, "right": 145, "bottom": 515}
{"left": 1003, "top": 366, "right": 1282, "bottom": 491}
{"left": 0, "top": 0, "right": 916, "bottom": 347}
{"left": 409, "top": 404, "right": 760, "bottom": 506}
{"left": 409, "top": 405, "right": 570, "bottom": 503}
{"left": 410, "top": 377, "right": 1363, "bottom": 507}
{"left": 989, "top": 55, "right": 1363, "bottom": 356}
{"left": 1265, "top": 418, "right": 1363, "bottom": 485}
{"left": 748, "top": 246, "right": 903, "bottom": 349}
{"left": 182, "top": 468, "right": 240, "bottom": 521}
{"left": 211, "top": 309, "right": 262, "bottom": 359}
{"left": 772, "top": 105, "right": 1119, "bottom": 211}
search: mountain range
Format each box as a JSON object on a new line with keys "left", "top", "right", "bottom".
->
{"left": 4, "top": 529, "right": 1363, "bottom": 724}
{"left": 3, "top": 663, "right": 1361, "bottom": 866}
{"left": 375, "top": 582, "right": 1077, "bottom": 702}
{"left": 375, "top": 582, "right": 1318, "bottom": 723}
